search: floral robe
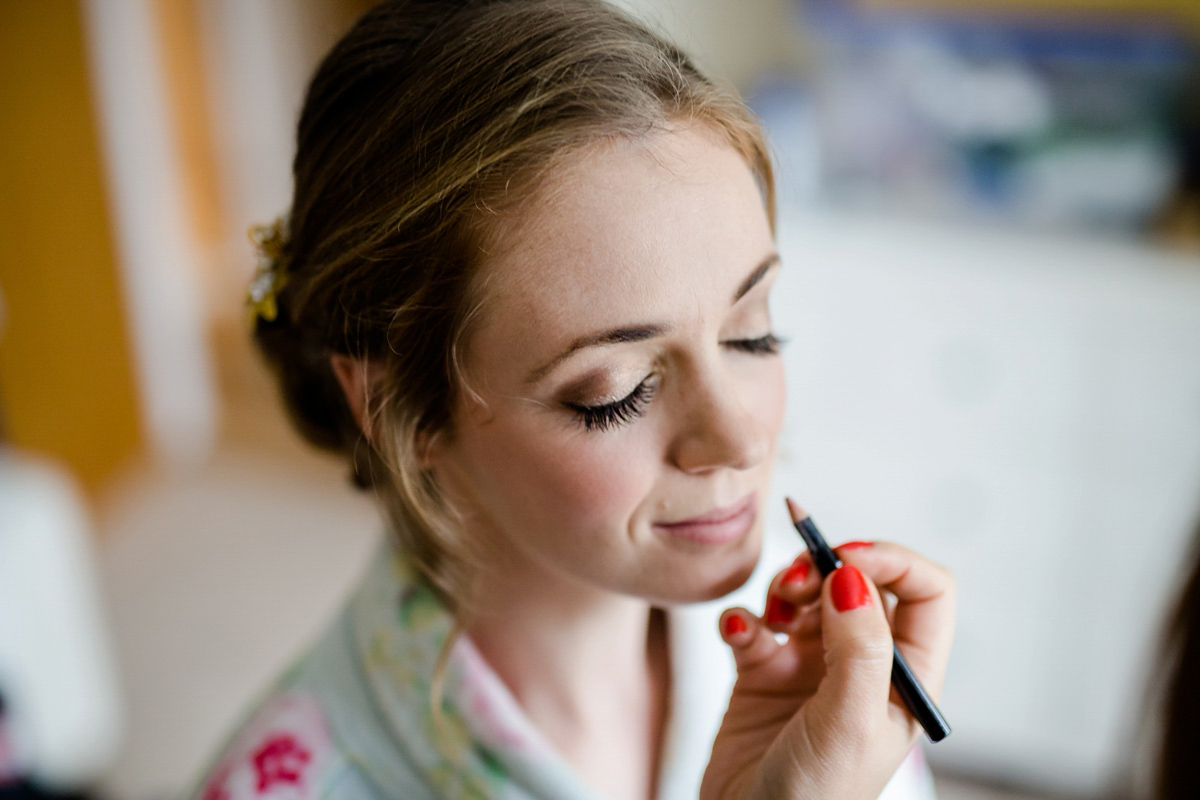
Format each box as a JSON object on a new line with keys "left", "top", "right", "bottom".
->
{"left": 188, "top": 541, "right": 936, "bottom": 800}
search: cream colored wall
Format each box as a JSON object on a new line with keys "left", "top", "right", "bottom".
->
{"left": 615, "top": 0, "right": 803, "bottom": 90}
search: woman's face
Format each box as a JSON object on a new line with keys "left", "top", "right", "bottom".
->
{"left": 431, "top": 125, "right": 785, "bottom": 605}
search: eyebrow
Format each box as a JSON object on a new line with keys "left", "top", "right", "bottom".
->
{"left": 526, "top": 252, "right": 781, "bottom": 385}
{"left": 734, "top": 253, "right": 780, "bottom": 303}
{"left": 525, "top": 323, "right": 670, "bottom": 384}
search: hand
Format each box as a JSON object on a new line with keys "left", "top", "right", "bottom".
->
{"left": 700, "top": 536, "right": 955, "bottom": 800}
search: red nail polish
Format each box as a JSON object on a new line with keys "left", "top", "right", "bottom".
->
{"left": 782, "top": 560, "right": 810, "bottom": 585}
{"left": 836, "top": 541, "right": 873, "bottom": 552}
{"left": 765, "top": 595, "right": 797, "bottom": 625}
{"left": 724, "top": 615, "right": 747, "bottom": 636}
{"left": 831, "top": 565, "right": 871, "bottom": 612}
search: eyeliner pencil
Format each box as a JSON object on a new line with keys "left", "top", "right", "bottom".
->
{"left": 786, "top": 499, "right": 952, "bottom": 743}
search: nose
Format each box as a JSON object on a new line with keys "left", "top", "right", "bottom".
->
{"left": 669, "top": 370, "right": 770, "bottom": 475}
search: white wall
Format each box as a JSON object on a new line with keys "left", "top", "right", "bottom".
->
{"left": 770, "top": 208, "right": 1200, "bottom": 796}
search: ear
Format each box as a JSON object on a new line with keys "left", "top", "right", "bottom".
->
{"left": 330, "top": 354, "right": 385, "bottom": 437}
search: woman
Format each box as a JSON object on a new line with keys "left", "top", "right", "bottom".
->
{"left": 195, "top": 2, "right": 956, "bottom": 799}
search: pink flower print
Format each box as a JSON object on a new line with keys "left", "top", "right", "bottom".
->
{"left": 252, "top": 734, "right": 312, "bottom": 793}
{"left": 195, "top": 695, "right": 331, "bottom": 800}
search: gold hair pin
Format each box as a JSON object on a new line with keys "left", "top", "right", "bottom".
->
{"left": 248, "top": 216, "right": 289, "bottom": 322}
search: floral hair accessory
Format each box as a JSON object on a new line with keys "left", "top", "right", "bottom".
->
{"left": 248, "top": 215, "right": 290, "bottom": 322}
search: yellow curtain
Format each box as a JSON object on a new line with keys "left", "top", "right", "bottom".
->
{"left": 0, "top": 0, "right": 144, "bottom": 498}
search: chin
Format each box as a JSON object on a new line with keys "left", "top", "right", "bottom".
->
{"left": 692, "top": 560, "right": 757, "bottom": 603}
{"left": 643, "top": 531, "right": 762, "bottom": 606}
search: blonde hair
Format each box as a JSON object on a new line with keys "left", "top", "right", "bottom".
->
{"left": 254, "top": 0, "right": 775, "bottom": 614}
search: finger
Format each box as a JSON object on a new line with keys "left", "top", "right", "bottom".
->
{"left": 809, "top": 565, "right": 895, "bottom": 733}
{"left": 768, "top": 553, "right": 821, "bottom": 607}
{"left": 719, "top": 607, "right": 782, "bottom": 672}
{"left": 792, "top": 599, "right": 823, "bottom": 638}
{"left": 833, "top": 541, "right": 956, "bottom": 695}
{"left": 761, "top": 555, "right": 821, "bottom": 634}
{"left": 832, "top": 541, "right": 952, "bottom": 605}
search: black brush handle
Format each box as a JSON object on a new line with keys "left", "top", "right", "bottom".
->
{"left": 794, "top": 514, "right": 952, "bottom": 743}
{"left": 891, "top": 643, "right": 951, "bottom": 742}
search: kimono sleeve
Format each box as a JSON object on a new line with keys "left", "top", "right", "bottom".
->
{"left": 191, "top": 694, "right": 360, "bottom": 800}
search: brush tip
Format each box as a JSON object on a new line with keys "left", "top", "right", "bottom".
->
{"left": 785, "top": 497, "right": 809, "bottom": 523}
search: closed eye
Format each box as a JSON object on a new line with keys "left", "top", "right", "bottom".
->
{"left": 565, "top": 377, "right": 656, "bottom": 432}
{"left": 722, "top": 333, "right": 783, "bottom": 355}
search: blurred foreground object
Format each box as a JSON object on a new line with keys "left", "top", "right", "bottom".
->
{"left": 776, "top": 0, "right": 1197, "bottom": 229}
{"left": 0, "top": 451, "right": 122, "bottom": 789}
{"left": 1147, "top": 530, "right": 1200, "bottom": 800}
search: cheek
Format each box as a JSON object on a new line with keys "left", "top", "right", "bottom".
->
{"left": 767, "top": 361, "right": 787, "bottom": 437}
{"left": 746, "top": 358, "right": 787, "bottom": 452}
{"left": 457, "top": 412, "right": 659, "bottom": 537}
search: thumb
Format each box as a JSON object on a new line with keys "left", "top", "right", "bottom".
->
{"left": 808, "top": 565, "right": 895, "bottom": 739}
{"left": 718, "top": 608, "right": 783, "bottom": 676}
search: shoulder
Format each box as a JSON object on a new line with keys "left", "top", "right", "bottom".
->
{"left": 190, "top": 694, "right": 359, "bottom": 800}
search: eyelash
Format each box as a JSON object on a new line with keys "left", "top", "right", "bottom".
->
{"left": 568, "top": 378, "right": 656, "bottom": 432}
{"left": 723, "top": 332, "right": 783, "bottom": 356}
{"left": 566, "top": 333, "right": 784, "bottom": 432}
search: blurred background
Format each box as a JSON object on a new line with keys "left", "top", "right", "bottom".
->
{"left": 1, "top": 1, "right": 1198, "bottom": 800}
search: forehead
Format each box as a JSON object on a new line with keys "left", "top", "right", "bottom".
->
{"left": 472, "top": 125, "right": 773, "bottom": 358}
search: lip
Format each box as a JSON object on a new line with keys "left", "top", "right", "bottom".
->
{"left": 653, "top": 493, "right": 757, "bottom": 545}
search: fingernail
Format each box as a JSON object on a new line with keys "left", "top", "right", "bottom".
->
{"left": 782, "top": 559, "right": 810, "bottom": 585}
{"left": 831, "top": 565, "right": 871, "bottom": 612}
{"left": 765, "top": 595, "right": 797, "bottom": 625}
{"left": 723, "top": 615, "right": 748, "bottom": 637}
{"left": 836, "top": 541, "right": 873, "bottom": 552}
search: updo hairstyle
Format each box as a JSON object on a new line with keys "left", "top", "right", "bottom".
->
{"left": 253, "top": 0, "right": 775, "bottom": 611}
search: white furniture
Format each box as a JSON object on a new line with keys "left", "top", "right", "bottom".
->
{"left": 0, "top": 450, "right": 122, "bottom": 788}
{"left": 768, "top": 209, "right": 1200, "bottom": 795}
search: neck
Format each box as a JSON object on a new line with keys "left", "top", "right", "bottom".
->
{"left": 461, "top": 529, "right": 670, "bottom": 800}
{"left": 467, "top": 552, "right": 656, "bottom": 730}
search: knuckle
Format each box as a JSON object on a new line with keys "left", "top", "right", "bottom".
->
{"left": 815, "top": 701, "right": 890, "bottom": 760}
{"left": 936, "top": 564, "right": 958, "bottom": 595}
{"left": 838, "top": 710, "right": 881, "bottom": 748}
{"left": 830, "top": 634, "right": 894, "bottom": 668}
